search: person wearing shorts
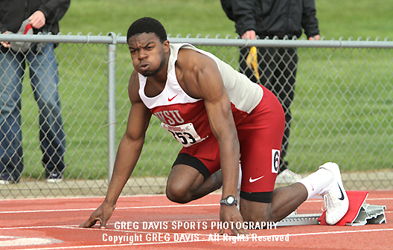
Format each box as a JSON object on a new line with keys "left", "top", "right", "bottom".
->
{"left": 174, "top": 84, "right": 284, "bottom": 202}
{"left": 81, "top": 17, "right": 349, "bottom": 234}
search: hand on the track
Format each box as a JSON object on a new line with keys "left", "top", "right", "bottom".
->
{"left": 79, "top": 202, "right": 115, "bottom": 229}
{"left": 218, "top": 205, "right": 249, "bottom": 235}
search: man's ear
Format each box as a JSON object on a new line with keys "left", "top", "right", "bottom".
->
{"left": 163, "top": 40, "right": 170, "bottom": 53}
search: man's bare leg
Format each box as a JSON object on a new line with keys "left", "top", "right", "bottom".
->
{"left": 166, "top": 165, "right": 222, "bottom": 203}
{"left": 240, "top": 163, "right": 347, "bottom": 226}
{"left": 240, "top": 183, "right": 308, "bottom": 224}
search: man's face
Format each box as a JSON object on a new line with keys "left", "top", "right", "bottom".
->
{"left": 128, "top": 33, "right": 169, "bottom": 77}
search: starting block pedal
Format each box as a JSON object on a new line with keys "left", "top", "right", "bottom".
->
{"left": 318, "top": 190, "right": 387, "bottom": 226}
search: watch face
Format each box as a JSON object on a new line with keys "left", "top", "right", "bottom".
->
{"left": 227, "top": 196, "right": 234, "bottom": 204}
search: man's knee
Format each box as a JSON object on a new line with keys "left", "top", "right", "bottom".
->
{"left": 166, "top": 181, "right": 192, "bottom": 204}
{"left": 166, "top": 163, "right": 206, "bottom": 203}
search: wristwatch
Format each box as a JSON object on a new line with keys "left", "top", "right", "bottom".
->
{"left": 220, "top": 195, "right": 238, "bottom": 206}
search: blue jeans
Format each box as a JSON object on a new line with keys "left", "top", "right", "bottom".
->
{"left": 0, "top": 43, "right": 66, "bottom": 180}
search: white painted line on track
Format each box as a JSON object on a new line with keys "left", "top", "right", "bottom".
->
{"left": 1, "top": 196, "right": 391, "bottom": 214}
{"left": 0, "top": 235, "right": 62, "bottom": 247}
{"left": 0, "top": 203, "right": 219, "bottom": 214}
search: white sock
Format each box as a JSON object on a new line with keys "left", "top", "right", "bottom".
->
{"left": 298, "top": 168, "right": 334, "bottom": 200}
{"left": 237, "top": 162, "right": 242, "bottom": 210}
{"left": 238, "top": 162, "right": 242, "bottom": 192}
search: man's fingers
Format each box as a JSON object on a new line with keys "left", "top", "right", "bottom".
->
{"left": 79, "top": 219, "right": 95, "bottom": 228}
{"left": 100, "top": 218, "right": 108, "bottom": 229}
{"left": 217, "top": 221, "right": 250, "bottom": 235}
{"left": 28, "top": 11, "right": 46, "bottom": 29}
{"left": 231, "top": 226, "right": 249, "bottom": 236}
{"left": 0, "top": 32, "right": 11, "bottom": 48}
{"left": 1, "top": 42, "right": 11, "bottom": 48}
{"left": 79, "top": 217, "right": 108, "bottom": 229}
{"left": 79, "top": 218, "right": 98, "bottom": 228}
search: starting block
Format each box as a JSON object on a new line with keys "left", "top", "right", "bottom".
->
{"left": 318, "top": 190, "right": 387, "bottom": 226}
{"left": 277, "top": 191, "right": 387, "bottom": 227}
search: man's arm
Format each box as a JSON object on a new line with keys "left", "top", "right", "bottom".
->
{"left": 302, "top": 0, "right": 320, "bottom": 39}
{"left": 177, "top": 49, "right": 248, "bottom": 235}
{"left": 232, "top": 0, "right": 256, "bottom": 38}
{"left": 38, "top": 0, "right": 71, "bottom": 23}
{"left": 0, "top": 24, "right": 7, "bottom": 34}
{"left": 80, "top": 71, "right": 152, "bottom": 228}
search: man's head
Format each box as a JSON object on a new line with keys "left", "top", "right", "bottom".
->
{"left": 127, "top": 17, "right": 167, "bottom": 43}
{"left": 127, "top": 17, "right": 170, "bottom": 77}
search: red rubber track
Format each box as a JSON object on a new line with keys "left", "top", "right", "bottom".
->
{"left": 0, "top": 191, "right": 391, "bottom": 249}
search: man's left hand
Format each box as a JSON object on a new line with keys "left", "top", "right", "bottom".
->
{"left": 218, "top": 205, "right": 250, "bottom": 235}
{"left": 0, "top": 31, "right": 11, "bottom": 48}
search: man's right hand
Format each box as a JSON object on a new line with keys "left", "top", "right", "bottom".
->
{"left": 79, "top": 201, "right": 116, "bottom": 229}
{"left": 28, "top": 11, "right": 46, "bottom": 29}
{"left": 241, "top": 30, "right": 257, "bottom": 40}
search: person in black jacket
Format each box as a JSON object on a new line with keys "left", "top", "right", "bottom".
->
{"left": 0, "top": 0, "right": 70, "bottom": 184}
{"left": 222, "top": 0, "right": 320, "bottom": 183}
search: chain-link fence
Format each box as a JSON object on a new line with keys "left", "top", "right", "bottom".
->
{"left": 0, "top": 34, "right": 392, "bottom": 198}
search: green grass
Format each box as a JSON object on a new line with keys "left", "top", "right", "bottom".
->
{"left": 60, "top": 0, "right": 393, "bottom": 39}
{"left": 291, "top": 47, "right": 393, "bottom": 172}
{"left": 18, "top": 0, "right": 393, "bottom": 180}
{"left": 316, "top": 0, "right": 393, "bottom": 40}
{"left": 61, "top": 0, "right": 237, "bottom": 37}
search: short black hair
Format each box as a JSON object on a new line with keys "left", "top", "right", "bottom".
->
{"left": 127, "top": 17, "right": 167, "bottom": 43}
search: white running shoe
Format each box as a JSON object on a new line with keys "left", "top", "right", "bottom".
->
{"left": 275, "top": 169, "right": 303, "bottom": 184}
{"left": 319, "top": 162, "right": 349, "bottom": 225}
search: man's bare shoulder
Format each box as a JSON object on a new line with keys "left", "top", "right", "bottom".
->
{"left": 175, "top": 47, "right": 223, "bottom": 100}
{"left": 176, "top": 47, "right": 219, "bottom": 82}
{"left": 176, "top": 48, "right": 213, "bottom": 69}
{"left": 128, "top": 70, "right": 142, "bottom": 103}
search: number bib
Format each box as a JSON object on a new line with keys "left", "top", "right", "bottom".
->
{"left": 161, "top": 122, "right": 207, "bottom": 147}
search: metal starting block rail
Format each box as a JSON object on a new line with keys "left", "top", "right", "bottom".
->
{"left": 277, "top": 211, "right": 322, "bottom": 226}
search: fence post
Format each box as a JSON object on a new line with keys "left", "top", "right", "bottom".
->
{"left": 107, "top": 33, "right": 117, "bottom": 182}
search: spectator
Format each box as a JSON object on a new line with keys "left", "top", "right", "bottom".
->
{"left": 0, "top": 0, "right": 70, "bottom": 184}
{"left": 221, "top": 0, "right": 320, "bottom": 183}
